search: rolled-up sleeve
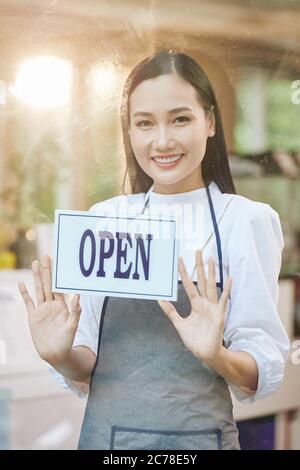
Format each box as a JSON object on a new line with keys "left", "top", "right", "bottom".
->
{"left": 48, "top": 292, "right": 104, "bottom": 398}
{"left": 223, "top": 200, "right": 291, "bottom": 403}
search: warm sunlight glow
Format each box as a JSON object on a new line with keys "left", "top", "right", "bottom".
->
{"left": 13, "top": 56, "right": 72, "bottom": 108}
{"left": 91, "top": 65, "right": 119, "bottom": 98}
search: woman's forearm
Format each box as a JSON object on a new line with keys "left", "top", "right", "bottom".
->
{"left": 202, "top": 347, "right": 259, "bottom": 395}
{"left": 49, "top": 346, "right": 96, "bottom": 385}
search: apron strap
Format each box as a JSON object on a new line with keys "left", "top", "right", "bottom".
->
{"left": 141, "top": 184, "right": 154, "bottom": 214}
{"left": 205, "top": 185, "right": 224, "bottom": 292}
{"left": 141, "top": 182, "right": 224, "bottom": 291}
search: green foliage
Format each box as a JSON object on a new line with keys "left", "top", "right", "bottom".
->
{"left": 235, "top": 74, "right": 300, "bottom": 153}
{"left": 266, "top": 79, "right": 300, "bottom": 150}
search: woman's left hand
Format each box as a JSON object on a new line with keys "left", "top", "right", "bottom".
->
{"left": 157, "top": 249, "right": 232, "bottom": 364}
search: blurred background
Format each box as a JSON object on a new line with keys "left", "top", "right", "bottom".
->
{"left": 1, "top": 0, "right": 300, "bottom": 450}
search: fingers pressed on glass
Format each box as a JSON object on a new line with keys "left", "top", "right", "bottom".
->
{"left": 219, "top": 278, "right": 232, "bottom": 313}
{"left": 158, "top": 300, "right": 181, "bottom": 325}
{"left": 179, "top": 257, "right": 199, "bottom": 301}
{"left": 32, "top": 260, "right": 45, "bottom": 305}
{"left": 41, "top": 255, "right": 54, "bottom": 302}
{"left": 207, "top": 257, "right": 218, "bottom": 304}
{"left": 49, "top": 255, "right": 66, "bottom": 303}
{"left": 195, "top": 250, "right": 207, "bottom": 297}
{"left": 18, "top": 281, "right": 35, "bottom": 316}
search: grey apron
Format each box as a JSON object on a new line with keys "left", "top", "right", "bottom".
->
{"left": 78, "top": 185, "right": 240, "bottom": 450}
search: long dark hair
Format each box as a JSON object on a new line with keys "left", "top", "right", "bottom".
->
{"left": 120, "top": 49, "right": 236, "bottom": 194}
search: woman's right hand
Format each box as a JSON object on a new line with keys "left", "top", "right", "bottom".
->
{"left": 18, "top": 254, "right": 81, "bottom": 366}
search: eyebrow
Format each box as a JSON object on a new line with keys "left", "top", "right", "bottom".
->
{"left": 132, "top": 106, "right": 193, "bottom": 118}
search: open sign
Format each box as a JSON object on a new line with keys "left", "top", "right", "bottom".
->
{"left": 52, "top": 210, "right": 180, "bottom": 300}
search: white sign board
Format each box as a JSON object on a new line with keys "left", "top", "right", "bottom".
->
{"left": 52, "top": 210, "right": 180, "bottom": 301}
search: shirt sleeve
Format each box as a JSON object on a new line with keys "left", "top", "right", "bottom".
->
{"left": 48, "top": 292, "right": 105, "bottom": 398}
{"left": 223, "top": 200, "right": 291, "bottom": 403}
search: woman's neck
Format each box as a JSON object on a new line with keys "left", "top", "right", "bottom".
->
{"left": 153, "top": 175, "right": 205, "bottom": 195}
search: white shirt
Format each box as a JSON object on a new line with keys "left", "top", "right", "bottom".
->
{"left": 50, "top": 181, "right": 291, "bottom": 403}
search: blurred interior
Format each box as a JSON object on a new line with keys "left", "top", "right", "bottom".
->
{"left": 1, "top": 0, "right": 300, "bottom": 450}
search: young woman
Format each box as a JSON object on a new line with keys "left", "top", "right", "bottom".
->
{"left": 18, "top": 50, "right": 290, "bottom": 450}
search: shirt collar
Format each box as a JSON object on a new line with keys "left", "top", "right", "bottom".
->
{"left": 145, "top": 181, "right": 221, "bottom": 206}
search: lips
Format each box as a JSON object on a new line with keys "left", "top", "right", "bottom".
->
{"left": 151, "top": 154, "right": 184, "bottom": 168}
{"left": 151, "top": 153, "right": 183, "bottom": 159}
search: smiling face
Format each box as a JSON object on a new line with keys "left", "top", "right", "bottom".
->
{"left": 128, "top": 73, "right": 215, "bottom": 194}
